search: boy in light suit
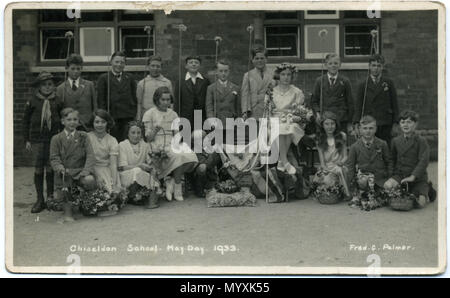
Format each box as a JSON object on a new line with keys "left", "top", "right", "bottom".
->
{"left": 206, "top": 59, "right": 240, "bottom": 145}
{"left": 56, "top": 54, "right": 97, "bottom": 131}
{"left": 353, "top": 54, "right": 399, "bottom": 144}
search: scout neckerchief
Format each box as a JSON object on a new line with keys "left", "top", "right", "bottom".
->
{"left": 37, "top": 91, "right": 55, "bottom": 132}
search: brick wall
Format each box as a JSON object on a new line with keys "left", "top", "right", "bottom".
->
{"left": 12, "top": 10, "right": 439, "bottom": 165}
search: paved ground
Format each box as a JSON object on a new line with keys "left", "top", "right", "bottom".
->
{"left": 10, "top": 163, "right": 439, "bottom": 272}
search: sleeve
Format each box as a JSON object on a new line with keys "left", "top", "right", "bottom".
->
{"left": 142, "top": 109, "right": 154, "bottom": 137}
{"left": 311, "top": 77, "right": 321, "bottom": 113}
{"left": 240, "top": 72, "right": 250, "bottom": 113}
{"left": 412, "top": 137, "right": 430, "bottom": 179}
{"left": 205, "top": 85, "right": 214, "bottom": 119}
{"left": 389, "top": 80, "right": 399, "bottom": 123}
{"left": 353, "top": 81, "right": 364, "bottom": 123}
{"left": 49, "top": 135, "right": 64, "bottom": 171}
{"left": 90, "top": 81, "right": 98, "bottom": 112}
{"left": 346, "top": 144, "right": 357, "bottom": 182}
{"left": 390, "top": 139, "right": 398, "bottom": 175}
{"left": 136, "top": 80, "right": 144, "bottom": 107}
{"left": 382, "top": 140, "right": 393, "bottom": 177}
{"left": 345, "top": 78, "right": 354, "bottom": 123}
{"left": 118, "top": 142, "right": 128, "bottom": 167}
{"left": 22, "top": 100, "right": 32, "bottom": 143}
{"left": 296, "top": 88, "right": 305, "bottom": 105}
{"left": 167, "top": 80, "right": 174, "bottom": 95}
{"left": 96, "top": 74, "right": 107, "bottom": 110}
{"left": 130, "top": 75, "right": 138, "bottom": 106}
{"left": 55, "top": 84, "right": 64, "bottom": 106}
{"left": 109, "top": 136, "right": 119, "bottom": 156}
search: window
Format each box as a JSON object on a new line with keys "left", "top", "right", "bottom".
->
{"left": 264, "top": 10, "right": 380, "bottom": 61}
{"left": 38, "top": 9, "right": 155, "bottom": 63}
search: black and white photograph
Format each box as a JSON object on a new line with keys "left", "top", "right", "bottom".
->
{"left": 3, "top": 1, "right": 446, "bottom": 275}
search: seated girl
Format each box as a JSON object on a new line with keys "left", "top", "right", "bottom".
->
{"left": 118, "top": 121, "right": 161, "bottom": 208}
{"left": 315, "top": 111, "right": 351, "bottom": 199}
{"left": 267, "top": 63, "right": 313, "bottom": 175}
{"left": 87, "top": 109, "right": 121, "bottom": 194}
{"left": 142, "top": 86, "right": 198, "bottom": 202}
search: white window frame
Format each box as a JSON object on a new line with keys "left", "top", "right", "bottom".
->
{"left": 304, "top": 10, "right": 339, "bottom": 19}
{"left": 119, "top": 26, "right": 156, "bottom": 59}
{"left": 304, "top": 24, "right": 340, "bottom": 59}
{"left": 264, "top": 25, "right": 300, "bottom": 58}
{"left": 343, "top": 24, "right": 379, "bottom": 58}
{"left": 80, "top": 27, "right": 115, "bottom": 62}
{"left": 39, "top": 28, "right": 74, "bottom": 62}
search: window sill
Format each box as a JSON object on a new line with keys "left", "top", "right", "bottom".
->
{"left": 266, "top": 62, "right": 367, "bottom": 70}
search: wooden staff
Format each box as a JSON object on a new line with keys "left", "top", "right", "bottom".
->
{"left": 176, "top": 24, "right": 187, "bottom": 115}
{"left": 213, "top": 36, "right": 222, "bottom": 118}
{"left": 318, "top": 29, "right": 329, "bottom": 117}
{"left": 62, "top": 31, "right": 74, "bottom": 105}
{"left": 105, "top": 28, "right": 111, "bottom": 113}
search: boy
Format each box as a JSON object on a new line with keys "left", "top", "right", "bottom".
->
{"left": 50, "top": 108, "right": 97, "bottom": 223}
{"left": 384, "top": 110, "right": 433, "bottom": 208}
{"left": 56, "top": 54, "right": 97, "bottom": 131}
{"left": 205, "top": 59, "right": 240, "bottom": 144}
{"left": 346, "top": 115, "right": 393, "bottom": 190}
{"left": 136, "top": 55, "right": 173, "bottom": 118}
{"left": 353, "top": 54, "right": 399, "bottom": 144}
{"left": 241, "top": 44, "right": 274, "bottom": 122}
{"left": 23, "top": 71, "right": 63, "bottom": 213}
{"left": 175, "top": 55, "right": 210, "bottom": 128}
{"left": 311, "top": 53, "right": 354, "bottom": 134}
{"left": 97, "top": 51, "right": 138, "bottom": 141}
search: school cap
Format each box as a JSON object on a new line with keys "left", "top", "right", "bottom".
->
{"left": 32, "top": 71, "right": 55, "bottom": 87}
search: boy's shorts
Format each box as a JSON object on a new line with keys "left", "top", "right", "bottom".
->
{"left": 31, "top": 142, "right": 51, "bottom": 168}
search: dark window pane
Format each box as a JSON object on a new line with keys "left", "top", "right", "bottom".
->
{"left": 265, "top": 26, "right": 298, "bottom": 57}
{"left": 343, "top": 10, "right": 370, "bottom": 18}
{"left": 121, "top": 27, "right": 154, "bottom": 58}
{"left": 41, "top": 29, "right": 75, "bottom": 60}
{"left": 80, "top": 10, "right": 114, "bottom": 22}
{"left": 120, "top": 10, "right": 154, "bottom": 21}
{"left": 306, "top": 10, "right": 336, "bottom": 15}
{"left": 265, "top": 11, "right": 298, "bottom": 19}
{"left": 41, "top": 9, "right": 72, "bottom": 22}
{"left": 344, "top": 25, "right": 378, "bottom": 56}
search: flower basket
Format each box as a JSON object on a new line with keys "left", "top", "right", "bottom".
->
{"left": 311, "top": 170, "right": 343, "bottom": 205}
{"left": 78, "top": 187, "right": 127, "bottom": 216}
{"left": 215, "top": 179, "right": 240, "bottom": 194}
{"left": 387, "top": 183, "right": 415, "bottom": 211}
{"left": 206, "top": 187, "right": 257, "bottom": 208}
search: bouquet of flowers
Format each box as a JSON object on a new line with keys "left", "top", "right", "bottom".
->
{"left": 311, "top": 170, "right": 343, "bottom": 204}
{"left": 349, "top": 171, "right": 388, "bottom": 211}
{"left": 288, "top": 102, "right": 313, "bottom": 129}
{"left": 215, "top": 179, "right": 241, "bottom": 194}
{"left": 79, "top": 187, "right": 127, "bottom": 216}
{"left": 384, "top": 183, "right": 416, "bottom": 211}
{"left": 46, "top": 185, "right": 82, "bottom": 211}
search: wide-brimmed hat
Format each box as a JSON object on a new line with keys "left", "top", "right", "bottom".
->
{"left": 32, "top": 71, "right": 55, "bottom": 87}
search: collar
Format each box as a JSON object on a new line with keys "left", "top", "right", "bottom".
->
{"left": 111, "top": 70, "right": 123, "bottom": 77}
{"left": 218, "top": 79, "right": 228, "bottom": 86}
{"left": 370, "top": 74, "right": 381, "bottom": 82}
{"left": 361, "top": 137, "right": 375, "bottom": 147}
{"left": 185, "top": 72, "right": 204, "bottom": 81}
{"left": 403, "top": 133, "right": 415, "bottom": 140}
{"left": 147, "top": 74, "right": 167, "bottom": 81}
{"left": 327, "top": 72, "right": 338, "bottom": 80}
{"left": 64, "top": 129, "right": 76, "bottom": 138}
{"left": 68, "top": 78, "right": 80, "bottom": 86}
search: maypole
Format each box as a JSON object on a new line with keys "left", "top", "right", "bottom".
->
{"left": 176, "top": 24, "right": 187, "bottom": 116}
{"left": 62, "top": 31, "right": 74, "bottom": 105}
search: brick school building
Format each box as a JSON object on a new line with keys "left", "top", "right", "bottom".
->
{"left": 11, "top": 9, "right": 438, "bottom": 165}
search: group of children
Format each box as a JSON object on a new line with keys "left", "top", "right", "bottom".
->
{"left": 22, "top": 45, "right": 434, "bottom": 222}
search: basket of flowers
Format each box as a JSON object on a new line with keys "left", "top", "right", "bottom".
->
{"left": 386, "top": 183, "right": 416, "bottom": 211}
{"left": 311, "top": 170, "right": 343, "bottom": 204}
{"left": 215, "top": 179, "right": 240, "bottom": 194}
{"left": 349, "top": 171, "right": 389, "bottom": 211}
{"left": 78, "top": 187, "right": 127, "bottom": 216}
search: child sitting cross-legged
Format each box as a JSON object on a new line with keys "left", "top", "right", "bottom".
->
{"left": 118, "top": 121, "right": 161, "bottom": 209}
{"left": 383, "top": 110, "right": 436, "bottom": 208}
{"left": 50, "top": 108, "right": 97, "bottom": 223}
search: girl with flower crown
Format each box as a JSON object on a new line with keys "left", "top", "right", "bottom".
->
{"left": 266, "top": 63, "right": 313, "bottom": 175}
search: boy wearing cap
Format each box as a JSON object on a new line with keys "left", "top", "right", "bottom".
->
{"left": 23, "top": 71, "right": 63, "bottom": 213}
{"left": 56, "top": 54, "right": 97, "bottom": 131}
{"left": 175, "top": 56, "right": 210, "bottom": 128}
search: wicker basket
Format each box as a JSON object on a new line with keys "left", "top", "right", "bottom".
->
{"left": 316, "top": 192, "right": 342, "bottom": 205}
{"left": 389, "top": 183, "right": 415, "bottom": 211}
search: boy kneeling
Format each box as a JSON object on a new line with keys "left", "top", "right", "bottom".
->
{"left": 384, "top": 110, "right": 434, "bottom": 208}
{"left": 50, "top": 108, "right": 97, "bottom": 222}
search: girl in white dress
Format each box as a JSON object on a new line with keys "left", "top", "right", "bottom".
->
{"left": 268, "top": 63, "right": 313, "bottom": 175}
{"left": 142, "top": 86, "right": 198, "bottom": 201}
{"left": 87, "top": 109, "right": 121, "bottom": 193}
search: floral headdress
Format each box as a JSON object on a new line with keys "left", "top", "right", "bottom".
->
{"left": 275, "top": 62, "right": 297, "bottom": 74}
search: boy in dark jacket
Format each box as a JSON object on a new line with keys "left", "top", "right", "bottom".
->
{"left": 97, "top": 51, "right": 138, "bottom": 141}
{"left": 23, "top": 71, "right": 63, "bottom": 213}
{"left": 384, "top": 110, "right": 433, "bottom": 208}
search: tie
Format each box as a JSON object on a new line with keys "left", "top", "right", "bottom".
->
{"left": 72, "top": 82, "right": 77, "bottom": 91}
{"left": 330, "top": 77, "right": 335, "bottom": 86}
{"left": 115, "top": 73, "right": 121, "bottom": 81}
{"left": 41, "top": 99, "right": 52, "bottom": 132}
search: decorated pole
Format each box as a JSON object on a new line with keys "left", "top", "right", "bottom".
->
{"left": 360, "top": 29, "right": 379, "bottom": 121}
{"left": 176, "top": 24, "right": 187, "bottom": 115}
{"left": 62, "top": 31, "right": 74, "bottom": 105}
{"left": 244, "top": 25, "right": 254, "bottom": 120}
{"left": 105, "top": 28, "right": 111, "bottom": 113}
{"left": 213, "top": 36, "right": 222, "bottom": 118}
{"left": 318, "top": 28, "right": 329, "bottom": 117}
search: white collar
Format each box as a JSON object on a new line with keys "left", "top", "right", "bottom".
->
{"left": 218, "top": 79, "right": 228, "bottom": 86}
{"left": 185, "top": 72, "right": 204, "bottom": 81}
{"left": 69, "top": 78, "right": 80, "bottom": 87}
{"left": 147, "top": 74, "right": 166, "bottom": 81}
{"left": 64, "top": 129, "right": 76, "bottom": 138}
{"left": 112, "top": 70, "right": 123, "bottom": 77}
{"left": 327, "top": 72, "right": 338, "bottom": 79}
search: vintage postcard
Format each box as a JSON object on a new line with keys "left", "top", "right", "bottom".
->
{"left": 3, "top": 0, "right": 446, "bottom": 275}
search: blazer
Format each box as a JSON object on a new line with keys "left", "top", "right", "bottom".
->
{"left": 23, "top": 91, "right": 63, "bottom": 143}
{"left": 50, "top": 130, "right": 96, "bottom": 187}
{"left": 353, "top": 76, "right": 399, "bottom": 125}
{"left": 174, "top": 73, "right": 210, "bottom": 127}
{"left": 311, "top": 74, "right": 354, "bottom": 123}
{"left": 346, "top": 137, "right": 393, "bottom": 187}
{"left": 241, "top": 68, "right": 275, "bottom": 120}
{"left": 391, "top": 133, "right": 429, "bottom": 182}
{"left": 205, "top": 81, "right": 240, "bottom": 124}
{"left": 97, "top": 72, "right": 137, "bottom": 120}
{"left": 56, "top": 78, "right": 97, "bottom": 128}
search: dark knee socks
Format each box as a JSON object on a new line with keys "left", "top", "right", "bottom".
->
{"left": 34, "top": 173, "right": 44, "bottom": 201}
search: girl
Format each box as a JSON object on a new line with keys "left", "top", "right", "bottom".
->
{"left": 87, "top": 109, "right": 121, "bottom": 194}
{"left": 268, "top": 63, "right": 312, "bottom": 175}
{"left": 23, "top": 71, "right": 63, "bottom": 213}
{"left": 118, "top": 121, "right": 161, "bottom": 208}
{"left": 316, "top": 111, "right": 351, "bottom": 198}
{"left": 143, "top": 86, "right": 198, "bottom": 201}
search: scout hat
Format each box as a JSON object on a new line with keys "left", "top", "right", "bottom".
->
{"left": 32, "top": 71, "right": 55, "bottom": 87}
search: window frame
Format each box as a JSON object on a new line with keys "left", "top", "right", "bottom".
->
{"left": 37, "top": 10, "right": 155, "bottom": 65}
{"left": 264, "top": 25, "right": 300, "bottom": 58}
{"left": 263, "top": 10, "right": 381, "bottom": 63}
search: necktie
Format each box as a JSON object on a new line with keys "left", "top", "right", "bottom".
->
{"left": 41, "top": 99, "right": 52, "bottom": 132}
{"left": 72, "top": 82, "right": 77, "bottom": 91}
{"left": 330, "top": 77, "right": 335, "bottom": 86}
{"left": 115, "top": 73, "right": 121, "bottom": 81}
